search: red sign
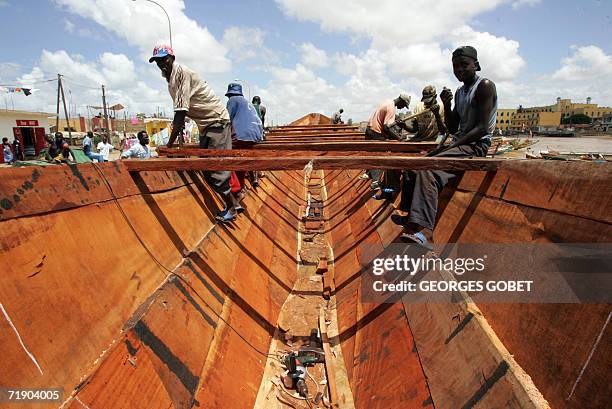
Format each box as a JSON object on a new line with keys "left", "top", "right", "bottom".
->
{"left": 16, "top": 119, "right": 39, "bottom": 127}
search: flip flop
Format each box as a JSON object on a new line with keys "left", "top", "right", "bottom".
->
{"left": 216, "top": 210, "right": 237, "bottom": 223}
{"left": 400, "top": 231, "right": 433, "bottom": 250}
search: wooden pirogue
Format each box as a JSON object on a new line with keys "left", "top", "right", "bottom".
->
{"left": 0, "top": 116, "right": 610, "bottom": 409}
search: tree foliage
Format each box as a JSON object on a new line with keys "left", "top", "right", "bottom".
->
{"left": 562, "top": 114, "right": 592, "bottom": 124}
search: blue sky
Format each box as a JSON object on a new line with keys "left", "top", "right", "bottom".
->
{"left": 1, "top": 0, "right": 611, "bottom": 123}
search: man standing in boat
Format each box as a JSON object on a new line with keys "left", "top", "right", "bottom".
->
{"left": 149, "top": 44, "right": 238, "bottom": 223}
{"left": 396, "top": 46, "right": 497, "bottom": 245}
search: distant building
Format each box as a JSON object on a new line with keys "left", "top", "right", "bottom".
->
{"left": 555, "top": 98, "right": 612, "bottom": 120}
{"left": 602, "top": 114, "right": 612, "bottom": 133}
{"left": 511, "top": 110, "right": 562, "bottom": 132}
{"left": 499, "top": 97, "right": 612, "bottom": 132}
{"left": 0, "top": 109, "right": 55, "bottom": 160}
{"left": 495, "top": 108, "right": 516, "bottom": 132}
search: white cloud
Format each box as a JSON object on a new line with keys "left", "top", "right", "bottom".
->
{"left": 552, "top": 45, "right": 612, "bottom": 81}
{"left": 300, "top": 43, "right": 329, "bottom": 69}
{"left": 485, "top": 46, "right": 612, "bottom": 109}
{"left": 275, "top": 0, "right": 506, "bottom": 47}
{"left": 64, "top": 19, "right": 95, "bottom": 38}
{"left": 54, "top": 0, "right": 231, "bottom": 75}
{"left": 512, "top": 0, "right": 542, "bottom": 10}
{"left": 267, "top": 0, "right": 528, "bottom": 122}
{"left": 13, "top": 50, "right": 169, "bottom": 116}
{"left": 222, "top": 26, "right": 277, "bottom": 63}
{"left": 0, "top": 62, "right": 22, "bottom": 81}
{"left": 449, "top": 26, "right": 525, "bottom": 82}
{"left": 258, "top": 64, "right": 335, "bottom": 116}
{"left": 5, "top": 0, "right": 609, "bottom": 127}
{"left": 379, "top": 44, "right": 450, "bottom": 81}
{"left": 64, "top": 19, "right": 75, "bottom": 33}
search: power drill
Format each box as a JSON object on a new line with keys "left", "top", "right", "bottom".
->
{"left": 281, "top": 330, "right": 325, "bottom": 398}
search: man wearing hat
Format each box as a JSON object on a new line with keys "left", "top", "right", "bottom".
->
{"left": 362, "top": 94, "right": 411, "bottom": 189}
{"left": 149, "top": 44, "right": 237, "bottom": 223}
{"left": 373, "top": 86, "right": 448, "bottom": 201}
{"left": 396, "top": 45, "right": 497, "bottom": 246}
{"left": 225, "top": 83, "right": 263, "bottom": 146}
{"left": 406, "top": 85, "right": 446, "bottom": 142}
{"left": 225, "top": 82, "right": 263, "bottom": 199}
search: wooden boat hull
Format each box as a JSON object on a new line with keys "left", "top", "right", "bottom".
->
{"left": 0, "top": 158, "right": 610, "bottom": 408}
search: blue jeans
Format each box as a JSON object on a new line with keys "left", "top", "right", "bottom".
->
{"left": 86, "top": 152, "right": 106, "bottom": 162}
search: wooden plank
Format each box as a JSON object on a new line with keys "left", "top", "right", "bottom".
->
{"left": 263, "top": 138, "right": 366, "bottom": 143}
{"left": 319, "top": 309, "right": 340, "bottom": 408}
{"left": 254, "top": 141, "right": 438, "bottom": 152}
{"left": 267, "top": 132, "right": 365, "bottom": 138}
{"left": 125, "top": 156, "right": 519, "bottom": 172}
{"left": 265, "top": 137, "right": 366, "bottom": 143}
{"left": 157, "top": 148, "right": 422, "bottom": 158}
{"left": 180, "top": 141, "right": 437, "bottom": 152}
{"left": 270, "top": 125, "right": 359, "bottom": 131}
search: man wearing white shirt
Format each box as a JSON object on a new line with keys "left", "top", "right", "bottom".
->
{"left": 97, "top": 135, "right": 114, "bottom": 161}
{"left": 121, "top": 131, "right": 153, "bottom": 159}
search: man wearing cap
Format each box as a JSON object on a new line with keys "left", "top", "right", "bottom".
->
{"left": 399, "top": 86, "right": 446, "bottom": 142}
{"left": 149, "top": 44, "right": 237, "bottom": 223}
{"left": 396, "top": 45, "right": 497, "bottom": 246}
{"left": 225, "top": 82, "right": 263, "bottom": 200}
{"left": 362, "top": 94, "right": 410, "bottom": 189}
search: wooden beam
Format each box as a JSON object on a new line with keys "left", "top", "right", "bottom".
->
{"left": 124, "top": 156, "right": 521, "bottom": 172}
{"left": 270, "top": 125, "right": 358, "bottom": 131}
{"left": 179, "top": 141, "right": 437, "bottom": 152}
{"left": 267, "top": 130, "right": 363, "bottom": 136}
{"left": 253, "top": 141, "right": 438, "bottom": 152}
{"left": 319, "top": 309, "right": 339, "bottom": 408}
{"left": 263, "top": 138, "right": 366, "bottom": 143}
{"left": 157, "top": 148, "right": 422, "bottom": 158}
{"left": 266, "top": 132, "right": 365, "bottom": 138}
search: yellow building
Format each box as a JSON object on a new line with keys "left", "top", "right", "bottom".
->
{"left": 554, "top": 98, "right": 612, "bottom": 120}
{"left": 496, "top": 108, "right": 516, "bottom": 131}
{"left": 511, "top": 111, "right": 561, "bottom": 131}
{"left": 144, "top": 118, "right": 172, "bottom": 136}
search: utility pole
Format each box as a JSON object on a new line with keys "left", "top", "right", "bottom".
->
{"left": 57, "top": 74, "right": 73, "bottom": 144}
{"left": 101, "top": 85, "right": 110, "bottom": 141}
{"left": 55, "top": 74, "right": 61, "bottom": 132}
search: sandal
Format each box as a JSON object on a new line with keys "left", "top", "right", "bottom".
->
{"left": 400, "top": 231, "right": 433, "bottom": 250}
{"left": 372, "top": 187, "right": 398, "bottom": 200}
{"left": 216, "top": 208, "right": 237, "bottom": 223}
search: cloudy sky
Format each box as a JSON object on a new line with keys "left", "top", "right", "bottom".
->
{"left": 1, "top": 0, "right": 611, "bottom": 124}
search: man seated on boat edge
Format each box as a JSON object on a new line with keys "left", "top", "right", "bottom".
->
{"left": 394, "top": 45, "right": 497, "bottom": 246}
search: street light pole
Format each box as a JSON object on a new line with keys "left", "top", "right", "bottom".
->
{"left": 132, "top": 0, "right": 172, "bottom": 48}
{"left": 233, "top": 78, "right": 251, "bottom": 100}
